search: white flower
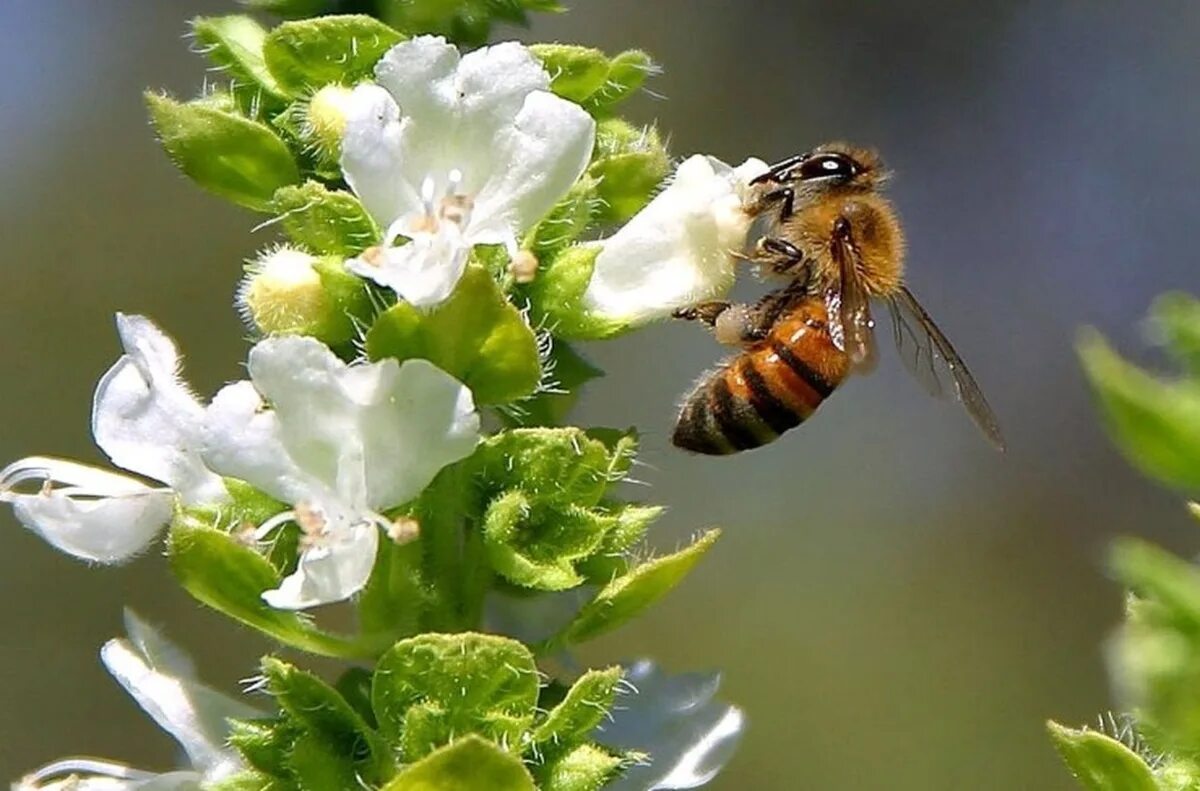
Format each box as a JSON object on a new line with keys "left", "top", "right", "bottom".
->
{"left": 601, "top": 660, "right": 744, "bottom": 790}
{"left": 14, "top": 611, "right": 258, "bottom": 791}
{"left": 582, "top": 155, "right": 768, "bottom": 326}
{"left": 341, "top": 35, "right": 595, "bottom": 308}
{"left": 201, "top": 336, "right": 480, "bottom": 610}
{"left": 0, "top": 315, "right": 224, "bottom": 563}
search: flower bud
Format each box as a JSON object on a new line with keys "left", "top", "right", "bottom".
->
{"left": 237, "top": 245, "right": 370, "bottom": 345}
{"left": 588, "top": 119, "right": 670, "bottom": 224}
{"left": 304, "top": 83, "right": 356, "bottom": 163}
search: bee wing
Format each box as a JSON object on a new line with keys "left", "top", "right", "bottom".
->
{"left": 828, "top": 229, "right": 878, "bottom": 372}
{"left": 887, "top": 286, "right": 1005, "bottom": 450}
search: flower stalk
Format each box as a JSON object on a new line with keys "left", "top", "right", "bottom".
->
{"left": 9, "top": 5, "right": 751, "bottom": 790}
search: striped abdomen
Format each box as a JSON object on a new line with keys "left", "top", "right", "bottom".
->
{"left": 672, "top": 299, "right": 851, "bottom": 455}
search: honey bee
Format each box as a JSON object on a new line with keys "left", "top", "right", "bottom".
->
{"left": 671, "top": 142, "right": 1004, "bottom": 454}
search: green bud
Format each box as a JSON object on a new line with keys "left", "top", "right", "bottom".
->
{"left": 237, "top": 245, "right": 371, "bottom": 346}
{"left": 305, "top": 83, "right": 355, "bottom": 162}
{"left": 146, "top": 93, "right": 299, "bottom": 211}
{"left": 190, "top": 15, "right": 286, "bottom": 112}
{"left": 262, "top": 657, "right": 395, "bottom": 785}
{"left": 483, "top": 491, "right": 613, "bottom": 590}
{"left": 537, "top": 744, "right": 624, "bottom": 791}
{"left": 549, "top": 529, "right": 721, "bottom": 648}
{"left": 365, "top": 265, "right": 541, "bottom": 406}
{"left": 372, "top": 633, "right": 539, "bottom": 761}
{"left": 533, "top": 667, "right": 622, "bottom": 747}
{"left": 227, "top": 718, "right": 299, "bottom": 781}
{"left": 530, "top": 44, "right": 610, "bottom": 103}
{"left": 263, "top": 15, "right": 405, "bottom": 96}
{"left": 589, "top": 119, "right": 669, "bottom": 224}
{"left": 1046, "top": 721, "right": 1157, "bottom": 791}
{"left": 526, "top": 244, "right": 629, "bottom": 340}
{"left": 582, "top": 50, "right": 658, "bottom": 115}
{"left": 272, "top": 180, "right": 381, "bottom": 257}
{"left": 382, "top": 735, "right": 536, "bottom": 791}
{"left": 577, "top": 504, "right": 665, "bottom": 582}
{"left": 524, "top": 176, "right": 604, "bottom": 262}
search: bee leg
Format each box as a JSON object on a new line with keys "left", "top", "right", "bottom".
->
{"left": 674, "top": 301, "right": 765, "bottom": 348}
{"left": 748, "top": 236, "right": 807, "bottom": 276}
{"left": 672, "top": 301, "right": 731, "bottom": 326}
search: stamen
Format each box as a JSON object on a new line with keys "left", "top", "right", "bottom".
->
{"left": 254, "top": 509, "right": 298, "bottom": 541}
{"left": 387, "top": 515, "right": 420, "bottom": 544}
{"left": 22, "top": 757, "right": 158, "bottom": 785}
{"left": 420, "top": 176, "right": 437, "bottom": 215}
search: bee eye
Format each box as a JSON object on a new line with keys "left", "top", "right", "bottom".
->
{"left": 798, "top": 154, "right": 858, "bottom": 181}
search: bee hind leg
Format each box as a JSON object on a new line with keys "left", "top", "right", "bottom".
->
{"left": 673, "top": 301, "right": 764, "bottom": 348}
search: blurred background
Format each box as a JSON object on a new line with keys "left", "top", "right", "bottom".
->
{"left": 2, "top": 1, "right": 1199, "bottom": 788}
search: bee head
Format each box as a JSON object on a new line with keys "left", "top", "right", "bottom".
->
{"left": 753, "top": 142, "right": 887, "bottom": 193}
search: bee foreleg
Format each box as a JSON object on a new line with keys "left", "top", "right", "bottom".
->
{"left": 672, "top": 301, "right": 732, "bottom": 326}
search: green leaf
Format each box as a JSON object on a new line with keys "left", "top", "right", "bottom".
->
{"left": 533, "top": 667, "right": 622, "bottom": 746}
{"left": 1046, "top": 722, "right": 1157, "bottom": 791}
{"left": 146, "top": 93, "right": 299, "bottom": 211}
{"left": 537, "top": 743, "right": 624, "bottom": 791}
{"left": 372, "top": 633, "right": 539, "bottom": 761}
{"left": 588, "top": 120, "right": 669, "bottom": 224}
{"left": 365, "top": 265, "right": 541, "bottom": 405}
{"left": 167, "top": 522, "right": 372, "bottom": 659}
{"left": 1153, "top": 292, "right": 1200, "bottom": 376}
{"left": 288, "top": 730, "right": 361, "bottom": 790}
{"left": 504, "top": 341, "right": 603, "bottom": 427}
{"left": 582, "top": 50, "right": 657, "bottom": 115}
{"left": 263, "top": 15, "right": 404, "bottom": 95}
{"left": 551, "top": 529, "right": 721, "bottom": 647}
{"left": 530, "top": 44, "right": 610, "bottom": 103}
{"left": 1079, "top": 329, "right": 1200, "bottom": 490}
{"left": 382, "top": 735, "right": 536, "bottom": 791}
{"left": 227, "top": 718, "right": 299, "bottom": 781}
{"left": 272, "top": 181, "right": 381, "bottom": 257}
{"left": 190, "top": 16, "right": 286, "bottom": 108}
{"left": 263, "top": 657, "right": 395, "bottom": 784}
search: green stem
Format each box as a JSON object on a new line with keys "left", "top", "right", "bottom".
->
{"left": 460, "top": 517, "right": 494, "bottom": 630}
{"left": 420, "top": 465, "right": 469, "bottom": 632}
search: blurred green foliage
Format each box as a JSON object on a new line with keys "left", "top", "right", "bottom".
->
{"left": 1052, "top": 294, "right": 1200, "bottom": 789}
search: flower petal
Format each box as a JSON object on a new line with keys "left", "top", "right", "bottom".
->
{"left": 341, "top": 83, "right": 421, "bottom": 229}
{"left": 470, "top": 90, "right": 595, "bottom": 242}
{"left": 14, "top": 758, "right": 178, "bottom": 790}
{"left": 346, "top": 230, "right": 470, "bottom": 308}
{"left": 244, "top": 338, "right": 480, "bottom": 509}
{"left": 598, "top": 660, "right": 744, "bottom": 790}
{"left": 583, "top": 156, "right": 768, "bottom": 325}
{"left": 101, "top": 619, "right": 257, "bottom": 779}
{"left": 92, "top": 315, "right": 223, "bottom": 504}
{"left": 1, "top": 456, "right": 173, "bottom": 563}
{"left": 261, "top": 518, "right": 379, "bottom": 609}
{"left": 201, "top": 381, "right": 327, "bottom": 507}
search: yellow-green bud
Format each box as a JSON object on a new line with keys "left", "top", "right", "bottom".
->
{"left": 305, "top": 84, "right": 355, "bottom": 161}
{"left": 238, "top": 245, "right": 369, "bottom": 345}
